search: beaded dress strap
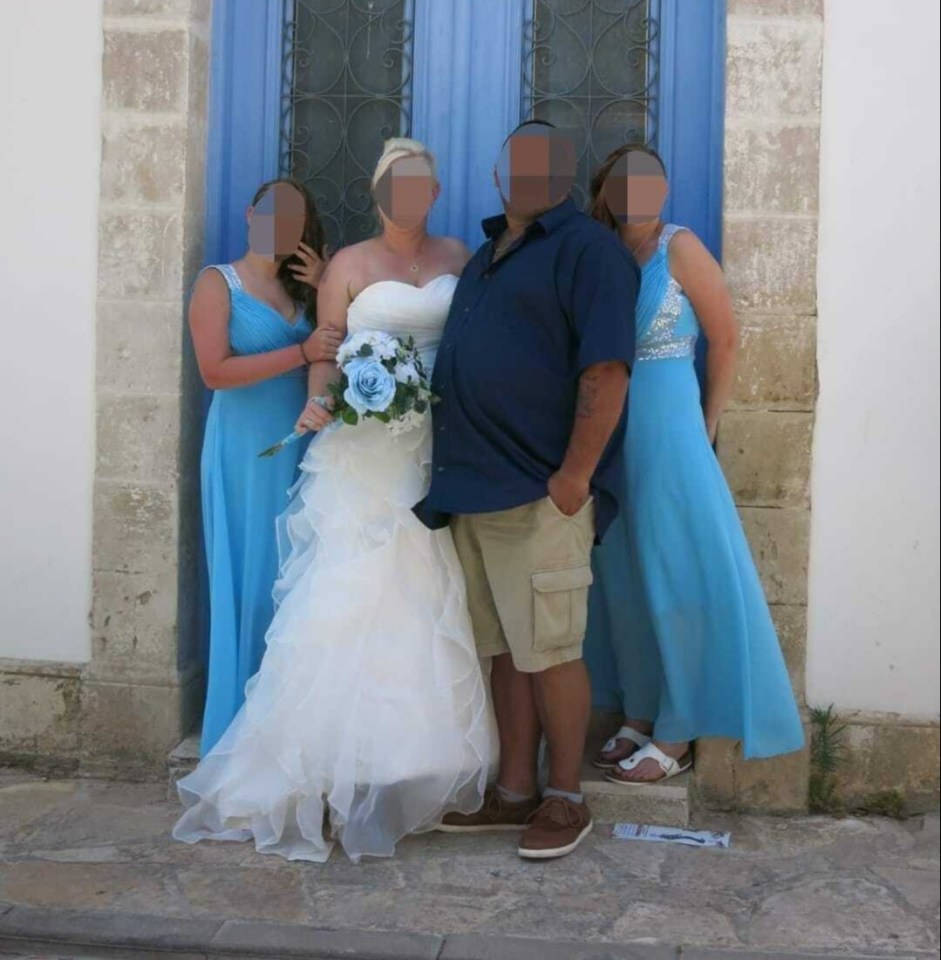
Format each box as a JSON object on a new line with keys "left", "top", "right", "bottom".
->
{"left": 202, "top": 263, "right": 243, "bottom": 292}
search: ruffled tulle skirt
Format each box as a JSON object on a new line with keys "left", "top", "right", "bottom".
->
{"left": 174, "top": 417, "right": 497, "bottom": 862}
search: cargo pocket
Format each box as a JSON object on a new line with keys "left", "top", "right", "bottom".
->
{"left": 531, "top": 564, "right": 594, "bottom": 652}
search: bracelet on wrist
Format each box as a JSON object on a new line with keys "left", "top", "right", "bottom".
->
{"left": 298, "top": 341, "right": 312, "bottom": 364}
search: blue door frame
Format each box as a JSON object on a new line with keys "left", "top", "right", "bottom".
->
{"left": 204, "top": 0, "right": 726, "bottom": 264}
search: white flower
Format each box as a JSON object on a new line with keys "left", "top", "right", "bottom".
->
{"left": 388, "top": 407, "right": 427, "bottom": 436}
{"left": 394, "top": 360, "right": 420, "bottom": 385}
{"left": 373, "top": 335, "right": 398, "bottom": 361}
{"left": 337, "top": 330, "right": 398, "bottom": 366}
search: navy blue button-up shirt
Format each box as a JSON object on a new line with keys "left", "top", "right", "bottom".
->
{"left": 415, "top": 197, "right": 639, "bottom": 541}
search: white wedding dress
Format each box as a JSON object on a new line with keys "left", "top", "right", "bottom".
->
{"left": 174, "top": 274, "right": 497, "bottom": 862}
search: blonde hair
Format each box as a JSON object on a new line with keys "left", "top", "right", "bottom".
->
{"left": 371, "top": 137, "right": 437, "bottom": 188}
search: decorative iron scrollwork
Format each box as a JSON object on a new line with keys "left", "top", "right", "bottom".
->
{"left": 281, "top": 0, "right": 414, "bottom": 249}
{"left": 521, "top": 0, "right": 661, "bottom": 208}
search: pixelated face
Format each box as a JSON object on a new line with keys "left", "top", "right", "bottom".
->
{"left": 495, "top": 126, "right": 576, "bottom": 218}
{"left": 602, "top": 151, "right": 668, "bottom": 225}
{"left": 247, "top": 182, "right": 306, "bottom": 260}
{"left": 374, "top": 155, "right": 437, "bottom": 228}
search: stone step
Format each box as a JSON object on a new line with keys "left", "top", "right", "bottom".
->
{"left": 168, "top": 731, "right": 689, "bottom": 826}
{"left": 166, "top": 733, "right": 199, "bottom": 800}
{"left": 580, "top": 756, "right": 690, "bottom": 826}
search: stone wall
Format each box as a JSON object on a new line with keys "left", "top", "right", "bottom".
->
{"left": 0, "top": 0, "right": 211, "bottom": 779}
{"left": 85, "top": 0, "right": 211, "bottom": 778}
{"left": 694, "top": 0, "right": 823, "bottom": 811}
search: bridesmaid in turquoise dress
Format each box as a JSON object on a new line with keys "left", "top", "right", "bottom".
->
{"left": 189, "top": 178, "right": 340, "bottom": 755}
{"left": 584, "top": 146, "right": 804, "bottom": 783}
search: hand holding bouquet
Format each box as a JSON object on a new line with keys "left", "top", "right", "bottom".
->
{"left": 259, "top": 329, "right": 434, "bottom": 457}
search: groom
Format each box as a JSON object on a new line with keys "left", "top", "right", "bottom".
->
{"left": 416, "top": 120, "right": 639, "bottom": 859}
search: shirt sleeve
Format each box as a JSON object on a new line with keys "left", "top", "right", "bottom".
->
{"left": 570, "top": 235, "right": 639, "bottom": 373}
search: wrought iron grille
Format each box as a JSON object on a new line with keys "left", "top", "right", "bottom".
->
{"left": 521, "top": 0, "right": 661, "bottom": 209}
{"left": 280, "top": 0, "right": 414, "bottom": 250}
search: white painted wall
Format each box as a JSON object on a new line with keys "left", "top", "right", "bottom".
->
{"left": 808, "top": 0, "right": 941, "bottom": 716}
{"left": 0, "top": 2, "right": 102, "bottom": 662}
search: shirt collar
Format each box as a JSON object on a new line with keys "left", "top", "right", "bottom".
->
{"left": 481, "top": 196, "right": 578, "bottom": 241}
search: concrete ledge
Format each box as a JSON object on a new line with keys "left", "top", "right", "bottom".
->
{"left": 213, "top": 919, "right": 443, "bottom": 959}
{"left": 2, "top": 905, "right": 937, "bottom": 960}
{"left": 440, "top": 933, "right": 675, "bottom": 958}
{"left": 0, "top": 905, "right": 222, "bottom": 951}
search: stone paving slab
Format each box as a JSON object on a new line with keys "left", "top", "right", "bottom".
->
{"left": 0, "top": 773, "right": 937, "bottom": 959}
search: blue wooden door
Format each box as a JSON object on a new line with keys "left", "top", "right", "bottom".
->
{"left": 206, "top": 0, "right": 725, "bottom": 261}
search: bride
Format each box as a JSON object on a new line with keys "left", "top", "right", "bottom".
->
{"left": 174, "top": 139, "right": 496, "bottom": 862}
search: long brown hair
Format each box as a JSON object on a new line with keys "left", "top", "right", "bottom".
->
{"left": 588, "top": 144, "right": 667, "bottom": 231}
{"left": 251, "top": 177, "right": 326, "bottom": 324}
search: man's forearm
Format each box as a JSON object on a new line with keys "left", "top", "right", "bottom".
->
{"left": 560, "top": 361, "right": 629, "bottom": 480}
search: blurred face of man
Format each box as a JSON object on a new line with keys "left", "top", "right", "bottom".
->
{"left": 495, "top": 125, "right": 577, "bottom": 219}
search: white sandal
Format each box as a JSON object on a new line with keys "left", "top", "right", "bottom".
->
{"left": 605, "top": 742, "right": 693, "bottom": 785}
{"left": 591, "top": 726, "right": 651, "bottom": 770}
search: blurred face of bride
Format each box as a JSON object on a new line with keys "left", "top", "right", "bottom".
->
{"left": 374, "top": 156, "right": 438, "bottom": 230}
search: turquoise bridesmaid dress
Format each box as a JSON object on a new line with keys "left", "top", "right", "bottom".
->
{"left": 585, "top": 226, "right": 804, "bottom": 759}
{"left": 199, "top": 264, "right": 312, "bottom": 755}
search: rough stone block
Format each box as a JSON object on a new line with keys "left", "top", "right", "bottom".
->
{"left": 836, "top": 715, "right": 941, "bottom": 812}
{"left": 723, "top": 217, "right": 817, "bottom": 314}
{"left": 726, "top": 18, "right": 823, "bottom": 119}
{"left": 732, "top": 316, "right": 817, "bottom": 410}
{"left": 96, "top": 394, "right": 181, "bottom": 486}
{"left": 739, "top": 506, "right": 810, "bottom": 605}
{"left": 88, "top": 569, "right": 179, "bottom": 683}
{"left": 728, "top": 0, "right": 822, "bottom": 15}
{"left": 96, "top": 300, "right": 184, "bottom": 395}
{"left": 80, "top": 675, "right": 200, "bottom": 776}
{"left": 92, "top": 480, "right": 175, "bottom": 577}
{"left": 717, "top": 411, "right": 813, "bottom": 507}
{"left": 0, "top": 667, "right": 82, "bottom": 759}
{"left": 100, "top": 120, "right": 186, "bottom": 204}
{"left": 102, "top": 28, "right": 188, "bottom": 114}
{"left": 694, "top": 731, "right": 810, "bottom": 813}
{"left": 724, "top": 124, "right": 820, "bottom": 215}
{"left": 97, "top": 210, "right": 184, "bottom": 301}
{"left": 770, "top": 603, "right": 807, "bottom": 703}
{"left": 184, "top": 30, "right": 211, "bottom": 146}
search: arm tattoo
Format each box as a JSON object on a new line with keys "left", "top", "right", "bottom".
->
{"left": 576, "top": 370, "right": 601, "bottom": 419}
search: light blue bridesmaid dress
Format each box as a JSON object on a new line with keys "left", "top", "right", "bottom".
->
{"left": 199, "top": 264, "right": 312, "bottom": 755}
{"left": 585, "top": 225, "right": 804, "bottom": 759}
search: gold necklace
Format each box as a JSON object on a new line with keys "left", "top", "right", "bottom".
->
{"left": 383, "top": 236, "right": 425, "bottom": 274}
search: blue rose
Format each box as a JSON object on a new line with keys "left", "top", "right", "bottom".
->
{"left": 343, "top": 357, "right": 397, "bottom": 415}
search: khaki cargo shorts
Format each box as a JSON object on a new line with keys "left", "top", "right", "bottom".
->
{"left": 450, "top": 496, "right": 595, "bottom": 673}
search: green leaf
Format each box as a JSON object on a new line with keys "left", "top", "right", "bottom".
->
{"left": 341, "top": 408, "right": 359, "bottom": 426}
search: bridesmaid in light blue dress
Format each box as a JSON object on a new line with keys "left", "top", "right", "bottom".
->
{"left": 190, "top": 178, "right": 340, "bottom": 755}
{"left": 585, "top": 146, "right": 804, "bottom": 783}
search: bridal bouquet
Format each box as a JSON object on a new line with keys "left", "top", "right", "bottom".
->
{"left": 329, "top": 330, "right": 434, "bottom": 434}
{"left": 258, "top": 329, "right": 434, "bottom": 457}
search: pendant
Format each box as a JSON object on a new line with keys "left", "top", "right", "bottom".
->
{"left": 410, "top": 263, "right": 420, "bottom": 273}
